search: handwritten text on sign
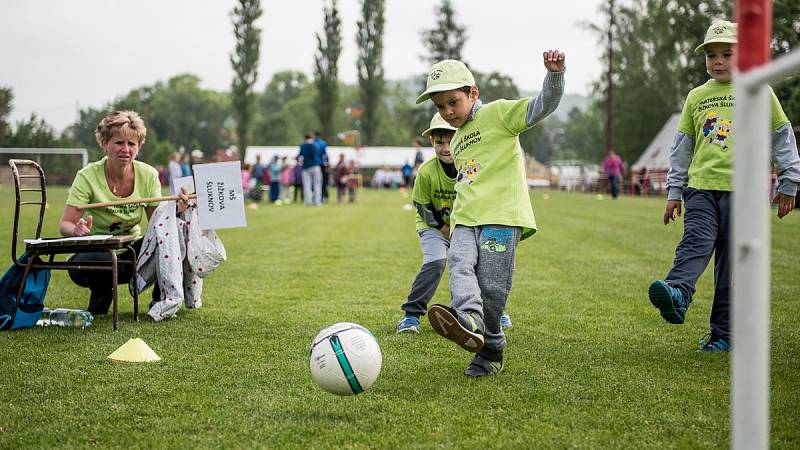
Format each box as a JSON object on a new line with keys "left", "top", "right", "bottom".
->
{"left": 193, "top": 161, "right": 247, "bottom": 230}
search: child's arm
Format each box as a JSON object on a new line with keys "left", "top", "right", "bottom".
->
{"left": 525, "top": 50, "right": 566, "bottom": 127}
{"left": 663, "top": 132, "right": 695, "bottom": 225}
{"left": 770, "top": 122, "right": 800, "bottom": 218}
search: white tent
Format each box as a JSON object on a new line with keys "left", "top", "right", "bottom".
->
{"left": 244, "top": 146, "right": 435, "bottom": 169}
{"left": 632, "top": 113, "right": 681, "bottom": 170}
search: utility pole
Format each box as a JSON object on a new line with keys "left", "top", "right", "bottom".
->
{"left": 605, "top": 0, "right": 614, "bottom": 154}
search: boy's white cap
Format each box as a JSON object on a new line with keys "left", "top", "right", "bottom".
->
{"left": 415, "top": 60, "right": 475, "bottom": 104}
{"left": 695, "top": 21, "right": 737, "bottom": 53}
{"left": 422, "top": 113, "right": 457, "bottom": 137}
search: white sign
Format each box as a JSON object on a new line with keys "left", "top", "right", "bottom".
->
{"left": 171, "top": 176, "right": 196, "bottom": 196}
{"left": 192, "top": 162, "right": 247, "bottom": 230}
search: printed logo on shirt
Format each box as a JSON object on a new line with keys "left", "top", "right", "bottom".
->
{"left": 109, "top": 219, "right": 123, "bottom": 233}
{"left": 456, "top": 159, "right": 481, "bottom": 186}
{"left": 700, "top": 111, "right": 733, "bottom": 150}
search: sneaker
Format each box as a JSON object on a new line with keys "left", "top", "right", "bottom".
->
{"left": 696, "top": 334, "right": 731, "bottom": 353}
{"left": 648, "top": 280, "right": 689, "bottom": 324}
{"left": 428, "top": 304, "right": 485, "bottom": 352}
{"left": 464, "top": 349, "right": 504, "bottom": 377}
{"left": 500, "top": 313, "right": 512, "bottom": 329}
{"left": 396, "top": 315, "right": 420, "bottom": 334}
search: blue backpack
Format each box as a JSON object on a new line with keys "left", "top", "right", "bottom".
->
{"left": 0, "top": 253, "right": 51, "bottom": 331}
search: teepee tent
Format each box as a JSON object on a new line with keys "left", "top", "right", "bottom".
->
{"left": 632, "top": 113, "right": 681, "bottom": 171}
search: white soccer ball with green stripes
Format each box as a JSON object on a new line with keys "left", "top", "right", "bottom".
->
{"left": 308, "top": 322, "right": 382, "bottom": 396}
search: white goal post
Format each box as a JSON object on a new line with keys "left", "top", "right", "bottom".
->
{"left": 733, "top": 2, "right": 800, "bottom": 449}
{"left": 0, "top": 148, "right": 88, "bottom": 167}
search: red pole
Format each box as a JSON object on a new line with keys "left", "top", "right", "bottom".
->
{"left": 736, "top": 0, "right": 771, "bottom": 72}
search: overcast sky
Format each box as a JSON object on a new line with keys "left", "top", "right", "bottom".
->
{"left": 1, "top": 0, "right": 606, "bottom": 132}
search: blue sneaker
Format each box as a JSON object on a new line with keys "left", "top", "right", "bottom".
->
{"left": 696, "top": 334, "right": 731, "bottom": 353}
{"left": 648, "top": 280, "right": 689, "bottom": 324}
{"left": 428, "top": 304, "right": 485, "bottom": 352}
{"left": 500, "top": 313, "right": 512, "bottom": 329}
{"left": 396, "top": 315, "right": 420, "bottom": 334}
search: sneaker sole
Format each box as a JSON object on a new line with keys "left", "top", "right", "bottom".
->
{"left": 648, "top": 281, "right": 684, "bottom": 324}
{"left": 428, "top": 304, "right": 484, "bottom": 352}
{"left": 396, "top": 326, "right": 420, "bottom": 334}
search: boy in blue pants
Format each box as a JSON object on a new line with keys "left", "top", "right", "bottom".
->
{"left": 416, "top": 53, "right": 565, "bottom": 376}
{"left": 396, "top": 113, "right": 512, "bottom": 334}
{"left": 648, "top": 21, "right": 799, "bottom": 352}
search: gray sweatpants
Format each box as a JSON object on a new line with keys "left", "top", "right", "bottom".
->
{"left": 401, "top": 228, "right": 449, "bottom": 317}
{"left": 448, "top": 224, "right": 521, "bottom": 352}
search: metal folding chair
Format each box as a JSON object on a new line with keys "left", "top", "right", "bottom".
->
{"left": 9, "top": 159, "right": 139, "bottom": 330}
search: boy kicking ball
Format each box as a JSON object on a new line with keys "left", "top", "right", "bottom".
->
{"left": 396, "top": 113, "right": 512, "bottom": 334}
{"left": 417, "top": 53, "right": 565, "bottom": 376}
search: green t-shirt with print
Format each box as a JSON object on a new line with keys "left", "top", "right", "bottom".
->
{"left": 413, "top": 157, "right": 457, "bottom": 231}
{"left": 450, "top": 98, "right": 537, "bottom": 240}
{"left": 66, "top": 157, "right": 161, "bottom": 239}
{"left": 678, "top": 79, "right": 789, "bottom": 191}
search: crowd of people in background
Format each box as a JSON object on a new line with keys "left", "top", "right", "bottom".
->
{"left": 241, "top": 131, "right": 363, "bottom": 206}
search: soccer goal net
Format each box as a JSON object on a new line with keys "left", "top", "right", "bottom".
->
{"left": 0, "top": 148, "right": 88, "bottom": 186}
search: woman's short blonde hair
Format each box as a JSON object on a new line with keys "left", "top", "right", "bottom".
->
{"left": 95, "top": 110, "right": 147, "bottom": 147}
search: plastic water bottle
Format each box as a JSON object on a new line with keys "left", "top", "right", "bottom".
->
{"left": 37, "top": 308, "right": 94, "bottom": 329}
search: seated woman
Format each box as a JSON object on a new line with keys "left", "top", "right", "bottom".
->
{"left": 59, "top": 110, "right": 190, "bottom": 315}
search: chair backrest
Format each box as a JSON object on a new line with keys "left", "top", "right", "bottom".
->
{"left": 8, "top": 160, "right": 47, "bottom": 265}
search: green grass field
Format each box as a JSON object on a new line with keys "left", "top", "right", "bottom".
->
{"left": 1, "top": 187, "right": 798, "bottom": 449}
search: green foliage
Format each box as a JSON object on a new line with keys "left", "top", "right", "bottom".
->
{"left": 420, "top": 0, "right": 465, "bottom": 65}
{"left": 230, "top": 0, "right": 263, "bottom": 158}
{"left": 314, "top": 0, "right": 343, "bottom": 142}
{"left": 1, "top": 188, "right": 799, "bottom": 447}
{"left": 772, "top": 0, "right": 800, "bottom": 55}
{"left": 67, "top": 75, "right": 232, "bottom": 166}
{"left": 0, "top": 86, "right": 12, "bottom": 147}
{"left": 585, "top": 0, "right": 800, "bottom": 164}
{"left": 474, "top": 71, "right": 520, "bottom": 103}
{"left": 771, "top": 0, "right": 800, "bottom": 126}
{"left": 355, "top": 0, "right": 385, "bottom": 146}
{"left": 587, "top": 0, "right": 731, "bottom": 163}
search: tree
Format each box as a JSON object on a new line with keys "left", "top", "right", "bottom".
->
{"left": 67, "top": 75, "right": 232, "bottom": 165}
{"left": 0, "top": 86, "right": 12, "bottom": 147}
{"left": 314, "top": 0, "right": 342, "bottom": 141}
{"left": 230, "top": 0, "right": 263, "bottom": 160}
{"left": 587, "top": 0, "right": 731, "bottom": 163}
{"left": 420, "top": 0, "right": 466, "bottom": 65}
{"left": 355, "top": 0, "right": 385, "bottom": 146}
{"left": 473, "top": 71, "right": 519, "bottom": 103}
{"left": 771, "top": 0, "right": 800, "bottom": 125}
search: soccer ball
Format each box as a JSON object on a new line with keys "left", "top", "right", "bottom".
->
{"left": 308, "top": 322, "right": 382, "bottom": 396}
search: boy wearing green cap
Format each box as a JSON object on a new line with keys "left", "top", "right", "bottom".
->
{"left": 396, "top": 113, "right": 513, "bottom": 334}
{"left": 648, "top": 21, "right": 799, "bottom": 352}
{"left": 417, "top": 52, "right": 565, "bottom": 376}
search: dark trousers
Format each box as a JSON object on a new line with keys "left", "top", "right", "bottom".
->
{"left": 609, "top": 175, "right": 620, "bottom": 198}
{"left": 665, "top": 188, "right": 731, "bottom": 339}
{"left": 269, "top": 181, "right": 280, "bottom": 202}
{"left": 293, "top": 183, "right": 304, "bottom": 203}
{"left": 68, "top": 238, "right": 160, "bottom": 314}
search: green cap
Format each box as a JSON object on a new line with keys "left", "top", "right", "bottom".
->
{"left": 695, "top": 21, "right": 737, "bottom": 53}
{"left": 415, "top": 59, "right": 475, "bottom": 104}
{"left": 422, "top": 112, "right": 457, "bottom": 137}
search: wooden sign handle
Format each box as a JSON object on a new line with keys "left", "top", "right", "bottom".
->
{"left": 78, "top": 193, "right": 198, "bottom": 210}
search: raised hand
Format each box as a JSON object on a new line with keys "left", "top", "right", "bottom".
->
{"left": 543, "top": 50, "right": 566, "bottom": 72}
